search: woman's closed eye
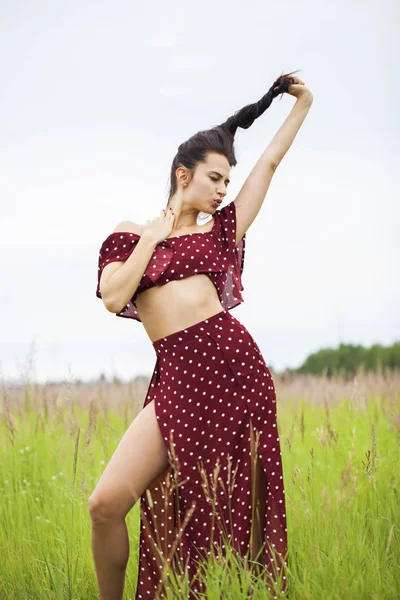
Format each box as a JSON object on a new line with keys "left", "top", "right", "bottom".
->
{"left": 210, "top": 176, "right": 229, "bottom": 187}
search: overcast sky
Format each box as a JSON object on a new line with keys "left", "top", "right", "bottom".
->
{"left": 1, "top": 0, "right": 398, "bottom": 384}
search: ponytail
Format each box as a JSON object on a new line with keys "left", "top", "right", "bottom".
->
{"left": 167, "top": 70, "right": 300, "bottom": 203}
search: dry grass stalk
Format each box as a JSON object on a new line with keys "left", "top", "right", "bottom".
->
{"left": 72, "top": 427, "right": 80, "bottom": 488}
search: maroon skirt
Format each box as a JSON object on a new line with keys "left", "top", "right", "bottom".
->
{"left": 135, "top": 308, "right": 288, "bottom": 599}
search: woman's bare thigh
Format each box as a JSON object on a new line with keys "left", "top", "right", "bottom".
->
{"left": 89, "top": 400, "right": 169, "bottom": 517}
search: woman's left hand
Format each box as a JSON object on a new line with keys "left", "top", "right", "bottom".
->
{"left": 274, "top": 75, "right": 313, "bottom": 100}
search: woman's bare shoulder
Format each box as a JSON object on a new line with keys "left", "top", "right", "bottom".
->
{"left": 113, "top": 220, "right": 143, "bottom": 235}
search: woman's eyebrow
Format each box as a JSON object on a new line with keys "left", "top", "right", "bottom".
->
{"left": 210, "top": 170, "right": 230, "bottom": 184}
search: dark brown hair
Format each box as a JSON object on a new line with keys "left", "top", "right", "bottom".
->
{"left": 166, "top": 70, "right": 300, "bottom": 205}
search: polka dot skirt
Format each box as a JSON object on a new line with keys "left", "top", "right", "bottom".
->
{"left": 135, "top": 309, "right": 288, "bottom": 599}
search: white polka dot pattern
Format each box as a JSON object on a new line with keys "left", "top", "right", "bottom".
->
{"left": 135, "top": 309, "right": 288, "bottom": 599}
{"left": 96, "top": 201, "right": 246, "bottom": 321}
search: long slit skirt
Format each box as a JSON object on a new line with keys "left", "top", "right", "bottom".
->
{"left": 135, "top": 308, "right": 288, "bottom": 599}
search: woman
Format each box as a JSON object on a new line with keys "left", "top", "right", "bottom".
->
{"left": 90, "top": 71, "right": 313, "bottom": 600}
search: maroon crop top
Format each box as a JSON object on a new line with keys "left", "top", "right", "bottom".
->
{"left": 96, "top": 200, "right": 246, "bottom": 322}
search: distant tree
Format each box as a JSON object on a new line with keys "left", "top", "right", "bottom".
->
{"left": 294, "top": 340, "right": 400, "bottom": 377}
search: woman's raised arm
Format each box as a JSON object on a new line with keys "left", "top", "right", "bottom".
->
{"left": 234, "top": 83, "right": 313, "bottom": 242}
{"left": 265, "top": 87, "right": 313, "bottom": 170}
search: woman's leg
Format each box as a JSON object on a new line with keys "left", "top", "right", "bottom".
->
{"left": 88, "top": 399, "right": 169, "bottom": 600}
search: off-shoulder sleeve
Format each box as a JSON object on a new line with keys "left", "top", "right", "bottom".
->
{"left": 96, "top": 231, "right": 140, "bottom": 299}
{"left": 216, "top": 200, "right": 246, "bottom": 273}
{"left": 214, "top": 201, "right": 246, "bottom": 309}
{"left": 216, "top": 200, "right": 237, "bottom": 251}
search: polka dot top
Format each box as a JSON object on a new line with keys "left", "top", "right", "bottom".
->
{"left": 96, "top": 200, "right": 246, "bottom": 322}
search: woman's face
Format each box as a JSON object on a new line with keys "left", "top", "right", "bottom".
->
{"left": 190, "top": 152, "right": 231, "bottom": 214}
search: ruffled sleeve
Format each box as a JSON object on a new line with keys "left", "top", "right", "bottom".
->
{"left": 96, "top": 231, "right": 175, "bottom": 321}
{"left": 216, "top": 200, "right": 237, "bottom": 251}
{"left": 216, "top": 200, "right": 245, "bottom": 272}
{"left": 214, "top": 200, "right": 246, "bottom": 309}
{"left": 96, "top": 231, "right": 140, "bottom": 300}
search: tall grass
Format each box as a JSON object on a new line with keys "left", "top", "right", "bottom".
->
{"left": 0, "top": 367, "right": 399, "bottom": 599}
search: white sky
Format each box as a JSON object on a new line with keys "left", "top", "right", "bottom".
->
{"left": 1, "top": 0, "right": 398, "bottom": 383}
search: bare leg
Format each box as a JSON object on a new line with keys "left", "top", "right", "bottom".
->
{"left": 88, "top": 400, "right": 169, "bottom": 600}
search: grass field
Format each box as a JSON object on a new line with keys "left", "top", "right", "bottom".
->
{"left": 1, "top": 369, "right": 399, "bottom": 599}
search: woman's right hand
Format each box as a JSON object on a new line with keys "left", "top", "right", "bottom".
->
{"left": 141, "top": 208, "right": 175, "bottom": 245}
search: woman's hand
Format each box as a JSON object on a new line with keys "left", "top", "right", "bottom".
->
{"left": 274, "top": 74, "right": 313, "bottom": 100}
{"left": 141, "top": 208, "right": 175, "bottom": 245}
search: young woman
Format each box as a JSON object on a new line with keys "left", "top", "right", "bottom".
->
{"left": 90, "top": 71, "right": 313, "bottom": 600}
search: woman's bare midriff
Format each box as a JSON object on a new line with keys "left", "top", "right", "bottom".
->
{"left": 135, "top": 274, "right": 224, "bottom": 342}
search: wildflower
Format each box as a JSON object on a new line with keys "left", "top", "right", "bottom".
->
{"left": 35, "top": 497, "right": 39, "bottom": 502}
{"left": 25, "top": 446, "right": 30, "bottom": 451}
{"left": 51, "top": 475, "right": 57, "bottom": 480}
{"left": 100, "top": 460, "right": 105, "bottom": 465}
{"left": 19, "top": 449, "right": 24, "bottom": 454}
{"left": 36, "top": 516, "right": 40, "bottom": 520}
